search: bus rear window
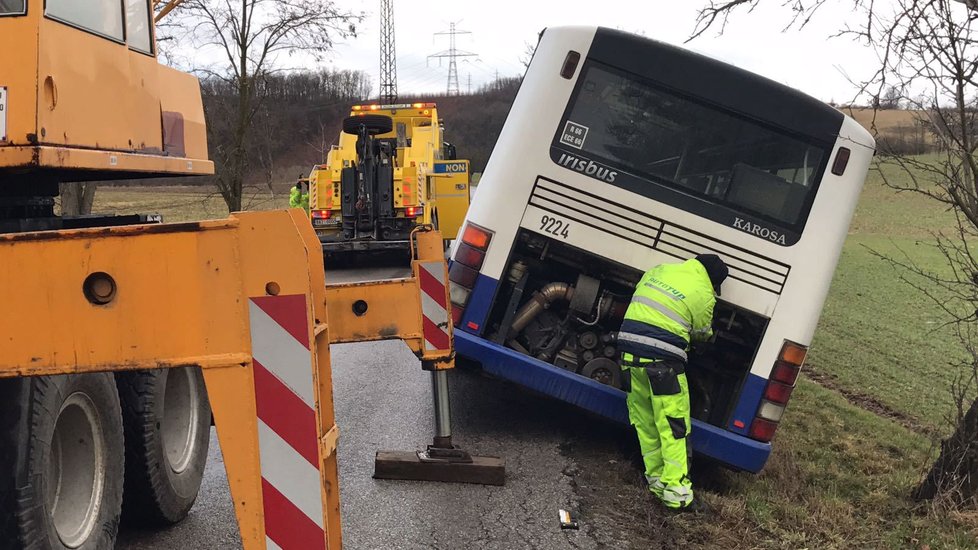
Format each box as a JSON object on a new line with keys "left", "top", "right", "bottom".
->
{"left": 559, "top": 62, "right": 830, "bottom": 228}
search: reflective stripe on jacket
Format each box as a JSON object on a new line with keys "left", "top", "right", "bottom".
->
{"left": 617, "top": 259, "right": 716, "bottom": 362}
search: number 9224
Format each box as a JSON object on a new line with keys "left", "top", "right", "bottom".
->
{"left": 539, "top": 215, "right": 570, "bottom": 239}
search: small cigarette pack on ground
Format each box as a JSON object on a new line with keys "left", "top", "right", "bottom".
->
{"left": 558, "top": 509, "right": 579, "bottom": 530}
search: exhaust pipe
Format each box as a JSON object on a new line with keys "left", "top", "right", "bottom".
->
{"left": 508, "top": 282, "right": 575, "bottom": 336}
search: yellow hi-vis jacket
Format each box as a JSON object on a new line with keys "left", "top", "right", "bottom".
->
{"left": 289, "top": 186, "right": 310, "bottom": 213}
{"left": 617, "top": 259, "right": 716, "bottom": 363}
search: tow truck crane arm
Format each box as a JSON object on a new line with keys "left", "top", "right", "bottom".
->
{"left": 154, "top": 0, "right": 186, "bottom": 22}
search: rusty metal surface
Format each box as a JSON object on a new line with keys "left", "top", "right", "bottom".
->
{"left": 323, "top": 227, "right": 455, "bottom": 368}
{"left": 325, "top": 277, "right": 423, "bottom": 345}
{"left": 0, "top": 219, "right": 246, "bottom": 376}
{"left": 0, "top": 145, "right": 214, "bottom": 176}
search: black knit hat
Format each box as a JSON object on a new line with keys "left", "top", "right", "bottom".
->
{"left": 695, "top": 254, "right": 729, "bottom": 294}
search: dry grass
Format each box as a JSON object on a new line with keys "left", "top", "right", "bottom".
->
{"left": 844, "top": 107, "right": 925, "bottom": 132}
{"left": 843, "top": 107, "right": 937, "bottom": 152}
{"left": 90, "top": 185, "right": 287, "bottom": 223}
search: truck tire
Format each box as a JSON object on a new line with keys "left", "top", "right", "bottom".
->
{"left": 0, "top": 374, "right": 125, "bottom": 550}
{"left": 342, "top": 114, "right": 393, "bottom": 136}
{"left": 116, "top": 367, "right": 210, "bottom": 526}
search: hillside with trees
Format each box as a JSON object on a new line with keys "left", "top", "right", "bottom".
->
{"left": 200, "top": 71, "right": 522, "bottom": 189}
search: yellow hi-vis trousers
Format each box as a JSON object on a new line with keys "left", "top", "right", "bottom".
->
{"left": 624, "top": 360, "right": 693, "bottom": 508}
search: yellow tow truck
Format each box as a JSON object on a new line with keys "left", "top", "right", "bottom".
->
{"left": 308, "top": 102, "right": 471, "bottom": 252}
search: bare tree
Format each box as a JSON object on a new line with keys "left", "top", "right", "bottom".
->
{"left": 519, "top": 41, "right": 537, "bottom": 69}
{"left": 879, "top": 85, "right": 903, "bottom": 110}
{"left": 692, "top": 0, "right": 978, "bottom": 507}
{"left": 59, "top": 183, "right": 97, "bottom": 216}
{"left": 163, "top": 0, "right": 362, "bottom": 212}
{"left": 866, "top": 1, "right": 978, "bottom": 507}
{"left": 692, "top": 0, "right": 977, "bottom": 40}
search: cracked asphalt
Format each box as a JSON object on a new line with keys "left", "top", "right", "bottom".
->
{"left": 118, "top": 264, "right": 657, "bottom": 549}
{"left": 331, "top": 340, "right": 598, "bottom": 550}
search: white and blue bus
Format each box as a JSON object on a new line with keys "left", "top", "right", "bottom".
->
{"left": 448, "top": 26, "right": 875, "bottom": 472}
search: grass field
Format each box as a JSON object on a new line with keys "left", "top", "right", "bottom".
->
{"left": 809, "top": 159, "right": 966, "bottom": 431}
{"left": 90, "top": 168, "right": 977, "bottom": 547}
{"left": 699, "top": 161, "right": 977, "bottom": 549}
{"left": 90, "top": 186, "right": 284, "bottom": 222}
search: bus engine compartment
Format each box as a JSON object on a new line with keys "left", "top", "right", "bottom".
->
{"left": 486, "top": 230, "right": 769, "bottom": 428}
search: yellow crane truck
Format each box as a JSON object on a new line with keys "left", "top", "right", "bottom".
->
{"left": 0, "top": 3, "right": 500, "bottom": 549}
{"left": 308, "top": 103, "right": 471, "bottom": 252}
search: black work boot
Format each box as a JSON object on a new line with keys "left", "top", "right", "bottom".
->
{"left": 669, "top": 497, "right": 713, "bottom": 516}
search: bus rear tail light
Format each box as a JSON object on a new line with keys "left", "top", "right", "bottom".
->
{"left": 756, "top": 400, "right": 785, "bottom": 422}
{"left": 771, "top": 361, "right": 801, "bottom": 386}
{"left": 748, "top": 340, "right": 807, "bottom": 443}
{"left": 763, "top": 381, "right": 793, "bottom": 404}
{"left": 749, "top": 418, "right": 779, "bottom": 442}
{"left": 780, "top": 341, "right": 808, "bottom": 367}
{"left": 451, "top": 304, "right": 465, "bottom": 325}
{"left": 449, "top": 283, "right": 471, "bottom": 306}
{"left": 449, "top": 223, "right": 494, "bottom": 326}
{"left": 461, "top": 223, "right": 493, "bottom": 250}
{"left": 449, "top": 263, "right": 479, "bottom": 288}
{"left": 454, "top": 243, "right": 484, "bottom": 268}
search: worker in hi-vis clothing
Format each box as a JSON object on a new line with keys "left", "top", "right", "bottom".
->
{"left": 617, "top": 254, "right": 728, "bottom": 512}
{"left": 289, "top": 178, "right": 310, "bottom": 213}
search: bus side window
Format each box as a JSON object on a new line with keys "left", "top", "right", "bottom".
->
{"left": 47, "top": 0, "right": 125, "bottom": 42}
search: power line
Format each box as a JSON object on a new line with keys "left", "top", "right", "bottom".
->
{"left": 379, "top": 0, "right": 397, "bottom": 103}
{"left": 428, "top": 22, "right": 477, "bottom": 96}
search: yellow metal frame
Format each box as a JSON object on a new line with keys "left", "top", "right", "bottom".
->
{"left": 0, "top": 210, "right": 339, "bottom": 549}
{"left": 324, "top": 226, "right": 455, "bottom": 369}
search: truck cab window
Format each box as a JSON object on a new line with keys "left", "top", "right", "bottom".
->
{"left": 47, "top": 0, "right": 124, "bottom": 41}
{"left": 126, "top": 0, "right": 152, "bottom": 54}
{"left": 0, "top": 0, "right": 26, "bottom": 15}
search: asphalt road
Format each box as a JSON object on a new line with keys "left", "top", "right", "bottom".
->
{"left": 117, "top": 264, "right": 667, "bottom": 549}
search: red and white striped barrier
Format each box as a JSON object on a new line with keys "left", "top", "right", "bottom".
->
{"left": 249, "top": 295, "right": 325, "bottom": 550}
{"left": 417, "top": 261, "right": 452, "bottom": 353}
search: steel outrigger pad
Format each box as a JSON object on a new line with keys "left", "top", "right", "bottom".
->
{"left": 374, "top": 443, "right": 506, "bottom": 486}
{"left": 373, "top": 370, "right": 506, "bottom": 486}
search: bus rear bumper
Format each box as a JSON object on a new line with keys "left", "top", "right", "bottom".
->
{"left": 455, "top": 329, "right": 772, "bottom": 473}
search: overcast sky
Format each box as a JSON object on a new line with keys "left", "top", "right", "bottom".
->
{"left": 317, "top": 0, "right": 882, "bottom": 104}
